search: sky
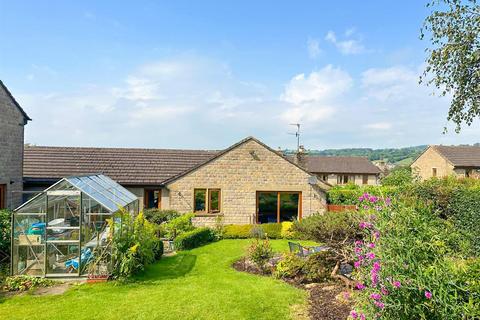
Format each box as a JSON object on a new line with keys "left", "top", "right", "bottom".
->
{"left": 1, "top": 0, "right": 479, "bottom": 151}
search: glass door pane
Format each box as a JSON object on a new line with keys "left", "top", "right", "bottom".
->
{"left": 279, "top": 193, "right": 299, "bottom": 222}
{"left": 257, "top": 192, "right": 278, "bottom": 223}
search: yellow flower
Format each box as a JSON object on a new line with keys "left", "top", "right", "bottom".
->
{"left": 129, "top": 243, "right": 139, "bottom": 253}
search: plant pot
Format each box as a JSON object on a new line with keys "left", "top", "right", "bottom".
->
{"left": 87, "top": 275, "right": 109, "bottom": 283}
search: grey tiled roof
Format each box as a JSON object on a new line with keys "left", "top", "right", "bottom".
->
{"left": 24, "top": 146, "right": 218, "bottom": 185}
{"left": 301, "top": 155, "right": 381, "bottom": 174}
{"left": 433, "top": 145, "right": 480, "bottom": 167}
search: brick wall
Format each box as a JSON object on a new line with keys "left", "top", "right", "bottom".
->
{"left": 411, "top": 147, "right": 454, "bottom": 180}
{"left": 0, "top": 85, "right": 26, "bottom": 209}
{"left": 166, "top": 139, "right": 327, "bottom": 226}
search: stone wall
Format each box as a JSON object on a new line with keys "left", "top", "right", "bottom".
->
{"left": 0, "top": 85, "right": 26, "bottom": 209}
{"left": 166, "top": 139, "right": 327, "bottom": 226}
{"left": 411, "top": 147, "right": 454, "bottom": 180}
{"left": 318, "top": 173, "right": 378, "bottom": 186}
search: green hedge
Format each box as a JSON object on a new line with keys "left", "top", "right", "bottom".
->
{"left": 223, "top": 223, "right": 287, "bottom": 239}
{"left": 327, "top": 184, "right": 399, "bottom": 205}
{"left": 173, "top": 227, "right": 215, "bottom": 250}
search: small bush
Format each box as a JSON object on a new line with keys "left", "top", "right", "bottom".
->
{"left": 0, "top": 209, "right": 11, "bottom": 254}
{"left": 4, "top": 275, "right": 55, "bottom": 292}
{"left": 247, "top": 238, "right": 274, "bottom": 272}
{"left": 273, "top": 253, "right": 305, "bottom": 279}
{"left": 174, "top": 227, "right": 215, "bottom": 250}
{"left": 164, "top": 213, "right": 195, "bottom": 239}
{"left": 327, "top": 184, "right": 399, "bottom": 205}
{"left": 143, "top": 209, "right": 180, "bottom": 225}
{"left": 153, "top": 238, "right": 164, "bottom": 260}
{"left": 260, "top": 223, "right": 282, "bottom": 238}
{"left": 280, "top": 221, "right": 295, "bottom": 239}
{"left": 223, "top": 224, "right": 254, "bottom": 238}
{"left": 302, "top": 251, "right": 337, "bottom": 283}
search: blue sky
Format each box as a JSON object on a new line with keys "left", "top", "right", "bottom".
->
{"left": 1, "top": 1, "right": 479, "bottom": 150}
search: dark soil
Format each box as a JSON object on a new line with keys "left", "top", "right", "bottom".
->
{"left": 308, "top": 283, "right": 353, "bottom": 320}
{"left": 232, "top": 257, "right": 353, "bottom": 320}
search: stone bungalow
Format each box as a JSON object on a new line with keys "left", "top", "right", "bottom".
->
{"left": 24, "top": 137, "right": 330, "bottom": 225}
{"left": 0, "top": 81, "right": 31, "bottom": 209}
{"left": 411, "top": 145, "right": 480, "bottom": 180}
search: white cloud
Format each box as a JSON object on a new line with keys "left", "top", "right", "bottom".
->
{"left": 282, "top": 65, "right": 352, "bottom": 105}
{"left": 325, "top": 30, "right": 366, "bottom": 55}
{"left": 307, "top": 38, "right": 321, "bottom": 59}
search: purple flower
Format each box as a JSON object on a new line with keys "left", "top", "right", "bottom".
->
{"left": 392, "top": 281, "right": 401, "bottom": 288}
{"left": 355, "top": 240, "right": 363, "bottom": 246}
{"left": 354, "top": 261, "right": 362, "bottom": 268}
{"left": 359, "top": 313, "right": 366, "bottom": 320}
{"left": 368, "top": 243, "right": 375, "bottom": 249}
{"left": 425, "top": 291, "right": 432, "bottom": 299}
{"left": 385, "top": 197, "right": 391, "bottom": 205}
{"left": 350, "top": 310, "right": 358, "bottom": 319}
{"left": 359, "top": 222, "right": 367, "bottom": 229}
{"left": 381, "top": 287, "right": 389, "bottom": 296}
{"left": 373, "top": 261, "right": 381, "bottom": 271}
{"left": 356, "top": 282, "right": 365, "bottom": 290}
{"left": 355, "top": 247, "right": 363, "bottom": 254}
{"left": 370, "top": 293, "right": 382, "bottom": 300}
{"left": 366, "top": 252, "right": 375, "bottom": 260}
{"left": 374, "top": 301, "right": 385, "bottom": 309}
{"left": 373, "top": 231, "right": 381, "bottom": 240}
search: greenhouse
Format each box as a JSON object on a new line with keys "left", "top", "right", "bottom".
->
{"left": 11, "top": 174, "right": 139, "bottom": 277}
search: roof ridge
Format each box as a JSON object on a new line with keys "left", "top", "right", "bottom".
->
{"left": 25, "top": 145, "right": 219, "bottom": 152}
{"left": 0, "top": 80, "right": 31, "bottom": 122}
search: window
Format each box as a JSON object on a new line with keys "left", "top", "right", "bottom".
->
{"left": 208, "top": 189, "right": 221, "bottom": 213}
{"left": 257, "top": 191, "right": 301, "bottom": 223}
{"left": 362, "top": 175, "right": 369, "bottom": 185}
{"left": 337, "top": 175, "right": 353, "bottom": 184}
{"left": 0, "top": 184, "right": 5, "bottom": 209}
{"left": 466, "top": 169, "right": 472, "bottom": 178}
{"left": 432, "top": 168, "right": 437, "bottom": 177}
{"left": 321, "top": 175, "right": 328, "bottom": 181}
{"left": 194, "top": 189, "right": 221, "bottom": 213}
{"left": 144, "top": 189, "right": 161, "bottom": 209}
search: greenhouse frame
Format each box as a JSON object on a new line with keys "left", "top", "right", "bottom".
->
{"left": 11, "top": 174, "right": 139, "bottom": 278}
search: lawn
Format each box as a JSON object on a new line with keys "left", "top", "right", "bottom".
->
{"left": 0, "top": 239, "right": 315, "bottom": 320}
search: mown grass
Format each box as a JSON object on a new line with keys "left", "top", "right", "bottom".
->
{"left": 0, "top": 239, "right": 316, "bottom": 320}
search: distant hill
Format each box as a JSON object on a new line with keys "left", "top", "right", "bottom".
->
{"left": 285, "top": 145, "right": 428, "bottom": 165}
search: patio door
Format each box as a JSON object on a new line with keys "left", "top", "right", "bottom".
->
{"left": 256, "top": 191, "right": 301, "bottom": 223}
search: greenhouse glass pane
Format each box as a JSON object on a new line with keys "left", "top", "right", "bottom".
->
{"left": 47, "top": 195, "right": 81, "bottom": 227}
{"left": 12, "top": 245, "right": 45, "bottom": 276}
{"left": 16, "top": 193, "right": 47, "bottom": 214}
{"left": 46, "top": 243, "right": 80, "bottom": 275}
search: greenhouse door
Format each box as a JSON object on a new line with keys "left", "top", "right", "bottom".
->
{"left": 256, "top": 192, "right": 301, "bottom": 224}
{"left": 45, "top": 191, "right": 81, "bottom": 277}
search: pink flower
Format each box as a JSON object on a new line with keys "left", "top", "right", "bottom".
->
{"left": 366, "top": 252, "right": 375, "bottom": 260}
{"left": 355, "top": 247, "right": 363, "bottom": 254}
{"left": 354, "top": 261, "right": 362, "bottom": 268}
{"left": 356, "top": 282, "right": 365, "bottom": 290}
{"left": 370, "top": 293, "right": 382, "bottom": 300}
{"left": 425, "top": 291, "right": 432, "bottom": 299}
{"left": 374, "top": 301, "right": 385, "bottom": 309}
{"left": 381, "top": 287, "right": 389, "bottom": 296}
{"left": 355, "top": 240, "right": 363, "bottom": 246}
{"left": 368, "top": 243, "right": 375, "bottom": 249}
{"left": 350, "top": 310, "right": 358, "bottom": 319}
{"left": 373, "top": 231, "right": 381, "bottom": 240}
{"left": 372, "top": 261, "right": 381, "bottom": 271}
{"left": 392, "top": 281, "right": 401, "bottom": 288}
{"left": 359, "top": 313, "right": 366, "bottom": 320}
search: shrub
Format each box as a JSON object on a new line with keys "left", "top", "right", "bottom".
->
{"left": 273, "top": 253, "right": 305, "bottom": 279}
{"left": 223, "top": 223, "right": 285, "bottom": 239}
{"left": 280, "top": 221, "right": 295, "bottom": 239}
{"left": 260, "top": 223, "right": 282, "bottom": 238}
{"left": 292, "top": 211, "right": 366, "bottom": 261}
{"left": 327, "top": 185, "right": 399, "bottom": 205}
{"left": 0, "top": 209, "right": 11, "bottom": 254}
{"left": 381, "top": 166, "right": 417, "bottom": 187}
{"left": 110, "top": 210, "right": 159, "bottom": 279}
{"left": 223, "top": 224, "right": 253, "bottom": 238}
{"left": 164, "top": 213, "right": 195, "bottom": 239}
{"left": 153, "top": 238, "right": 164, "bottom": 260}
{"left": 302, "top": 251, "right": 337, "bottom": 283}
{"left": 174, "top": 227, "right": 215, "bottom": 250}
{"left": 143, "top": 209, "right": 180, "bottom": 225}
{"left": 351, "top": 195, "right": 478, "bottom": 320}
{"left": 247, "top": 238, "right": 274, "bottom": 272}
{"left": 4, "top": 275, "right": 54, "bottom": 292}
{"left": 448, "top": 187, "right": 480, "bottom": 253}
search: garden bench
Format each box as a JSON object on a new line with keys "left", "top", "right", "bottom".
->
{"left": 288, "top": 242, "right": 329, "bottom": 257}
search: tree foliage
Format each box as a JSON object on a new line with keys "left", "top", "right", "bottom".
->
{"left": 421, "top": 0, "right": 480, "bottom": 132}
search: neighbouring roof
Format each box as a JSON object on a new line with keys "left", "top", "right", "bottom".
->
{"left": 301, "top": 155, "right": 381, "bottom": 175}
{"left": 24, "top": 146, "right": 218, "bottom": 185}
{"left": 433, "top": 145, "right": 480, "bottom": 167}
{"left": 0, "top": 80, "right": 31, "bottom": 122}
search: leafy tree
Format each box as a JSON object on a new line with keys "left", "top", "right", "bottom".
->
{"left": 421, "top": 0, "right": 480, "bottom": 132}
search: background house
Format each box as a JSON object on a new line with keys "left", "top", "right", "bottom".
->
{"left": 0, "top": 81, "right": 30, "bottom": 209}
{"left": 411, "top": 145, "right": 480, "bottom": 180}
{"left": 292, "top": 152, "right": 381, "bottom": 186}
